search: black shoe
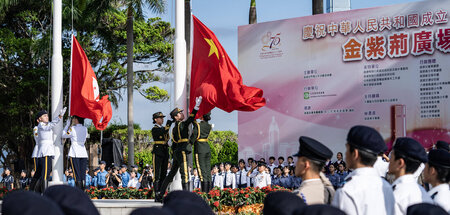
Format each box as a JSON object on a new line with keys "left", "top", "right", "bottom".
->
{"left": 155, "top": 192, "right": 163, "bottom": 203}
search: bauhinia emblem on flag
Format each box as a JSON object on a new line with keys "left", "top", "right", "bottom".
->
{"left": 189, "top": 15, "right": 266, "bottom": 117}
{"left": 70, "top": 35, "right": 112, "bottom": 130}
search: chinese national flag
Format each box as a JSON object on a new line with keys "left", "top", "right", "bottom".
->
{"left": 70, "top": 35, "right": 112, "bottom": 130}
{"left": 189, "top": 15, "right": 266, "bottom": 117}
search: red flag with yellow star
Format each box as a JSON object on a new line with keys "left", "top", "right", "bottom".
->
{"left": 189, "top": 15, "right": 266, "bottom": 117}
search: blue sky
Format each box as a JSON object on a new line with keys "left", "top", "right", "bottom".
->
{"left": 112, "top": 0, "right": 422, "bottom": 133}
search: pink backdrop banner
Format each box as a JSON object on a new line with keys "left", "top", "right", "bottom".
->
{"left": 238, "top": 0, "right": 450, "bottom": 161}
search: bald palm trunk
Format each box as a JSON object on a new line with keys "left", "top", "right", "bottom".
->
{"left": 312, "top": 0, "right": 323, "bottom": 15}
{"left": 126, "top": 6, "right": 134, "bottom": 166}
{"left": 249, "top": 0, "right": 256, "bottom": 24}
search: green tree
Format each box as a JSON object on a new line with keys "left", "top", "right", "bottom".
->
{"left": 217, "top": 140, "right": 238, "bottom": 164}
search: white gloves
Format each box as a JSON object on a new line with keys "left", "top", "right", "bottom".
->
{"left": 194, "top": 96, "right": 202, "bottom": 110}
{"left": 59, "top": 107, "right": 67, "bottom": 117}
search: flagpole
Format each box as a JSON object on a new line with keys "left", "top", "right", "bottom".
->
{"left": 174, "top": 0, "right": 187, "bottom": 111}
{"left": 69, "top": 35, "right": 73, "bottom": 116}
{"left": 49, "top": 0, "right": 64, "bottom": 185}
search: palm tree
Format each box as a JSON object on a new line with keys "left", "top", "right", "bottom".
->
{"left": 122, "top": 0, "right": 165, "bottom": 166}
{"left": 249, "top": 0, "right": 256, "bottom": 24}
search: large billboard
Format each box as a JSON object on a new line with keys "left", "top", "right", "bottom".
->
{"left": 238, "top": 0, "right": 450, "bottom": 160}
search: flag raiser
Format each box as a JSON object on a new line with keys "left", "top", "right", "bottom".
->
{"left": 189, "top": 15, "right": 266, "bottom": 118}
{"left": 70, "top": 35, "right": 112, "bottom": 130}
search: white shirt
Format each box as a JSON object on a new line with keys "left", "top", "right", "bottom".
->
{"left": 268, "top": 164, "right": 276, "bottom": 175}
{"left": 191, "top": 175, "right": 201, "bottom": 189}
{"left": 212, "top": 173, "right": 223, "bottom": 189}
{"left": 392, "top": 174, "right": 433, "bottom": 215}
{"left": 428, "top": 183, "right": 450, "bottom": 213}
{"left": 32, "top": 126, "right": 39, "bottom": 158}
{"left": 236, "top": 169, "right": 248, "bottom": 186}
{"left": 127, "top": 177, "right": 140, "bottom": 188}
{"left": 248, "top": 171, "right": 271, "bottom": 188}
{"left": 36, "top": 116, "right": 61, "bottom": 157}
{"left": 332, "top": 167, "right": 395, "bottom": 215}
{"left": 222, "top": 171, "right": 236, "bottom": 188}
{"left": 63, "top": 124, "right": 88, "bottom": 158}
{"left": 373, "top": 156, "right": 389, "bottom": 178}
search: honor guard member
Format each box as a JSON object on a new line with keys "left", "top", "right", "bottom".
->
{"left": 423, "top": 149, "right": 450, "bottom": 213}
{"left": 332, "top": 125, "right": 395, "bottom": 215}
{"left": 388, "top": 138, "right": 433, "bottom": 215}
{"left": 236, "top": 159, "right": 248, "bottom": 188}
{"left": 34, "top": 107, "right": 66, "bottom": 193}
{"left": 151, "top": 112, "right": 173, "bottom": 194}
{"left": 190, "top": 112, "right": 213, "bottom": 192}
{"left": 211, "top": 164, "right": 223, "bottom": 189}
{"left": 222, "top": 162, "right": 236, "bottom": 189}
{"left": 247, "top": 161, "right": 271, "bottom": 188}
{"left": 62, "top": 115, "right": 88, "bottom": 190}
{"left": 292, "top": 136, "right": 334, "bottom": 204}
{"left": 155, "top": 96, "right": 202, "bottom": 201}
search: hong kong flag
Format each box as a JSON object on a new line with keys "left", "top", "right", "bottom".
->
{"left": 189, "top": 15, "right": 266, "bottom": 117}
{"left": 70, "top": 35, "right": 112, "bottom": 130}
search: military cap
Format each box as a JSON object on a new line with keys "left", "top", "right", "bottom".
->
{"left": 36, "top": 110, "right": 48, "bottom": 120}
{"left": 435, "top": 140, "right": 449, "bottom": 151}
{"left": 44, "top": 185, "right": 100, "bottom": 215}
{"left": 120, "top": 164, "right": 127, "bottom": 169}
{"left": 170, "top": 108, "right": 183, "bottom": 119}
{"left": 94, "top": 167, "right": 100, "bottom": 171}
{"left": 257, "top": 161, "right": 267, "bottom": 167}
{"left": 393, "top": 137, "right": 428, "bottom": 163}
{"left": 263, "top": 191, "right": 306, "bottom": 215}
{"left": 428, "top": 149, "right": 450, "bottom": 168}
{"left": 407, "top": 203, "right": 448, "bottom": 215}
{"left": 153, "top": 112, "right": 165, "bottom": 119}
{"left": 130, "top": 208, "right": 172, "bottom": 215}
{"left": 293, "top": 136, "right": 333, "bottom": 163}
{"left": 163, "top": 190, "right": 213, "bottom": 215}
{"left": 296, "top": 205, "right": 346, "bottom": 215}
{"left": 99, "top": 161, "right": 106, "bottom": 165}
{"left": 2, "top": 190, "right": 64, "bottom": 215}
{"left": 347, "top": 125, "right": 387, "bottom": 155}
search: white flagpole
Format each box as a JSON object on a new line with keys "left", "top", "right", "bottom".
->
{"left": 174, "top": 0, "right": 187, "bottom": 111}
{"left": 69, "top": 35, "right": 73, "bottom": 116}
{"left": 49, "top": 0, "right": 64, "bottom": 185}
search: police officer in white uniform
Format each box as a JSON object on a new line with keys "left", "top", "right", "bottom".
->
{"left": 423, "top": 149, "right": 450, "bottom": 213}
{"left": 388, "top": 137, "right": 433, "bottom": 215}
{"left": 332, "top": 125, "right": 395, "bottom": 215}
{"left": 34, "top": 107, "right": 66, "bottom": 193}
{"left": 247, "top": 161, "right": 271, "bottom": 188}
{"left": 62, "top": 115, "right": 88, "bottom": 190}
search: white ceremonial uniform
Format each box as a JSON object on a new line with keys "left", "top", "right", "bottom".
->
{"left": 392, "top": 174, "right": 433, "bottom": 215}
{"left": 332, "top": 167, "right": 396, "bottom": 215}
{"left": 249, "top": 171, "right": 271, "bottom": 188}
{"left": 32, "top": 126, "right": 39, "bottom": 158}
{"left": 236, "top": 169, "right": 248, "bottom": 187}
{"left": 37, "top": 116, "right": 61, "bottom": 157}
{"left": 428, "top": 183, "right": 450, "bottom": 213}
{"left": 373, "top": 156, "right": 389, "bottom": 177}
{"left": 212, "top": 173, "right": 223, "bottom": 189}
{"left": 62, "top": 124, "right": 88, "bottom": 158}
{"left": 222, "top": 170, "right": 236, "bottom": 189}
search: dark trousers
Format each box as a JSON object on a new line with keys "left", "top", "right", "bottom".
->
{"left": 238, "top": 184, "right": 247, "bottom": 188}
{"left": 194, "top": 152, "right": 211, "bottom": 182}
{"left": 69, "top": 157, "right": 87, "bottom": 182}
{"left": 159, "top": 149, "right": 190, "bottom": 193}
{"left": 153, "top": 145, "right": 169, "bottom": 184}
{"left": 36, "top": 156, "right": 53, "bottom": 181}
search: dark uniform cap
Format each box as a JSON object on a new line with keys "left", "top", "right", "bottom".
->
{"left": 393, "top": 137, "right": 428, "bottom": 163}
{"left": 2, "top": 190, "right": 64, "bottom": 215}
{"left": 163, "top": 190, "right": 213, "bottom": 215}
{"left": 170, "top": 108, "right": 183, "bottom": 119}
{"left": 428, "top": 149, "right": 450, "bottom": 168}
{"left": 293, "top": 136, "right": 333, "bottom": 163}
{"left": 263, "top": 191, "right": 306, "bottom": 215}
{"left": 347, "top": 125, "right": 387, "bottom": 155}
{"left": 295, "top": 205, "right": 346, "bottom": 215}
{"left": 44, "top": 185, "right": 100, "bottom": 215}
{"left": 435, "top": 140, "right": 449, "bottom": 151}
{"left": 407, "top": 203, "right": 448, "bottom": 215}
{"left": 152, "top": 112, "right": 165, "bottom": 119}
{"left": 99, "top": 161, "right": 106, "bottom": 165}
{"left": 130, "top": 207, "right": 172, "bottom": 215}
{"left": 36, "top": 110, "right": 48, "bottom": 119}
{"left": 131, "top": 164, "right": 138, "bottom": 168}
{"left": 120, "top": 164, "right": 127, "bottom": 169}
